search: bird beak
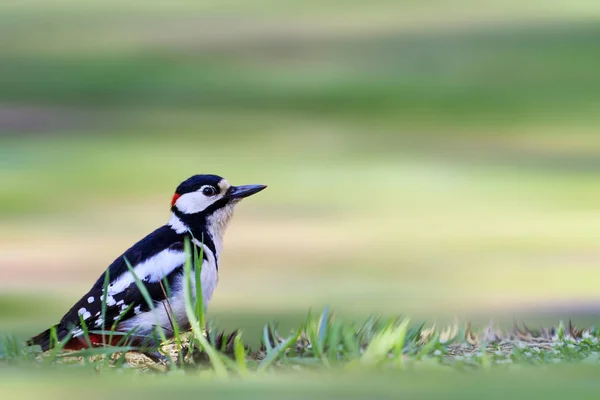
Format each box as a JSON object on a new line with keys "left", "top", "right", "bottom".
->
{"left": 227, "top": 184, "right": 267, "bottom": 199}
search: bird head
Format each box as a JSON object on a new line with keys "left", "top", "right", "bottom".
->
{"left": 169, "top": 174, "right": 266, "bottom": 238}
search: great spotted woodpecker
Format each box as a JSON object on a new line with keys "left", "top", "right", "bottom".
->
{"left": 29, "top": 174, "right": 266, "bottom": 351}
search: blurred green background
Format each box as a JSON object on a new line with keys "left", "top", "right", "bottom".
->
{"left": 2, "top": 0, "right": 600, "bottom": 351}
{"left": 4, "top": 365, "right": 600, "bottom": 399}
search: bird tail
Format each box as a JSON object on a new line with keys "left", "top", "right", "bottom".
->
{"left": 27, "top": 325, "right": 61, "bottom": 352}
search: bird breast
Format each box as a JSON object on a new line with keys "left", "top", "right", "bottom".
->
{"left": 206, "top": 203, "right": 236, "bottom": 258}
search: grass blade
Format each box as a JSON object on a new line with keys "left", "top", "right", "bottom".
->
{"left": 233, "top": 333, "right": 248, "bottom": 376}
{"left": 361, "top": 319, "right": 410, "bottom": 366}
{"left": 101, "top": 269, "right": 110, "bottom": 346}
{"left": 263, "top": 325, "right": 273, "bottom": 353}
{"left": 258, "top": 328, "right": 301, "bottom": 371}
{"left": 78, "top": 314, "right": 93, "bottom": 351}
{"left": 318, "top": 306, "right": 330, "bottom": 349}
{"left": 192, "top": 235, "right": 205, "bottom": 328}
{"left": 183, "top": 237, "right": 227, "bottom": 377}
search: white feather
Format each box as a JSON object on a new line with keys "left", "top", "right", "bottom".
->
{"left": 108, "top": 248, "right": 187, "bottom": 294}
{"left": 167, "top": 213, "right": 188, "bottom": 234}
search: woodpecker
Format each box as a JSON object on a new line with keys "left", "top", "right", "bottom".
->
{"left": 28, "top": 174, "right": 266, "bottom": 351}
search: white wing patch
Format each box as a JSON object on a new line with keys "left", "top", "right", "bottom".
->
{"left": 107, "top": 248, "right": 187, "bottom": 295}
{"left": 106, "top": 294, "right": 116, "bottom": 306}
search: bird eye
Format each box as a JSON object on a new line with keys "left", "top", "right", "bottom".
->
{"left": 202, "top": 186, "right": 217, "bottom": 196}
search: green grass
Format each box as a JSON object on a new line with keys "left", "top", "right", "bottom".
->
{"left": 4, "top": 303, "right": 600, "bottom": 400}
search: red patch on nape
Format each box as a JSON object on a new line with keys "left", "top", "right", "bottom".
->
{"left": 171, "top": 193, "right": 181, "bottom": 207}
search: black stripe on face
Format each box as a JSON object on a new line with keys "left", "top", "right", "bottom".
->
{"left": 171, "top": 208, "right": 218, "bottom": 257}
{"left": 201, "top": 195, "right": 233, "bottom": 216}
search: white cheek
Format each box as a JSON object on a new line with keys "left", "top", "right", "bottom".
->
{"left": 176, "top": 192, "right": 219, "bottom": 214}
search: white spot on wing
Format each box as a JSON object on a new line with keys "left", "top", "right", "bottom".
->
{"left": 72, "top": 328, "right": 84, "bottom": 337}
{"left": 87, "top": 296, "right": 94, "bottom": 303}
{"left": 78, "top": 307, "right": 91, "bottom": 320}
{"left": 106, "top": 295, "right": 116, "bottom": 306}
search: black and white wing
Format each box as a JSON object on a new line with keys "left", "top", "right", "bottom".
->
{"left": 60, "top": 241, "right": 187, "bottom": 339}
